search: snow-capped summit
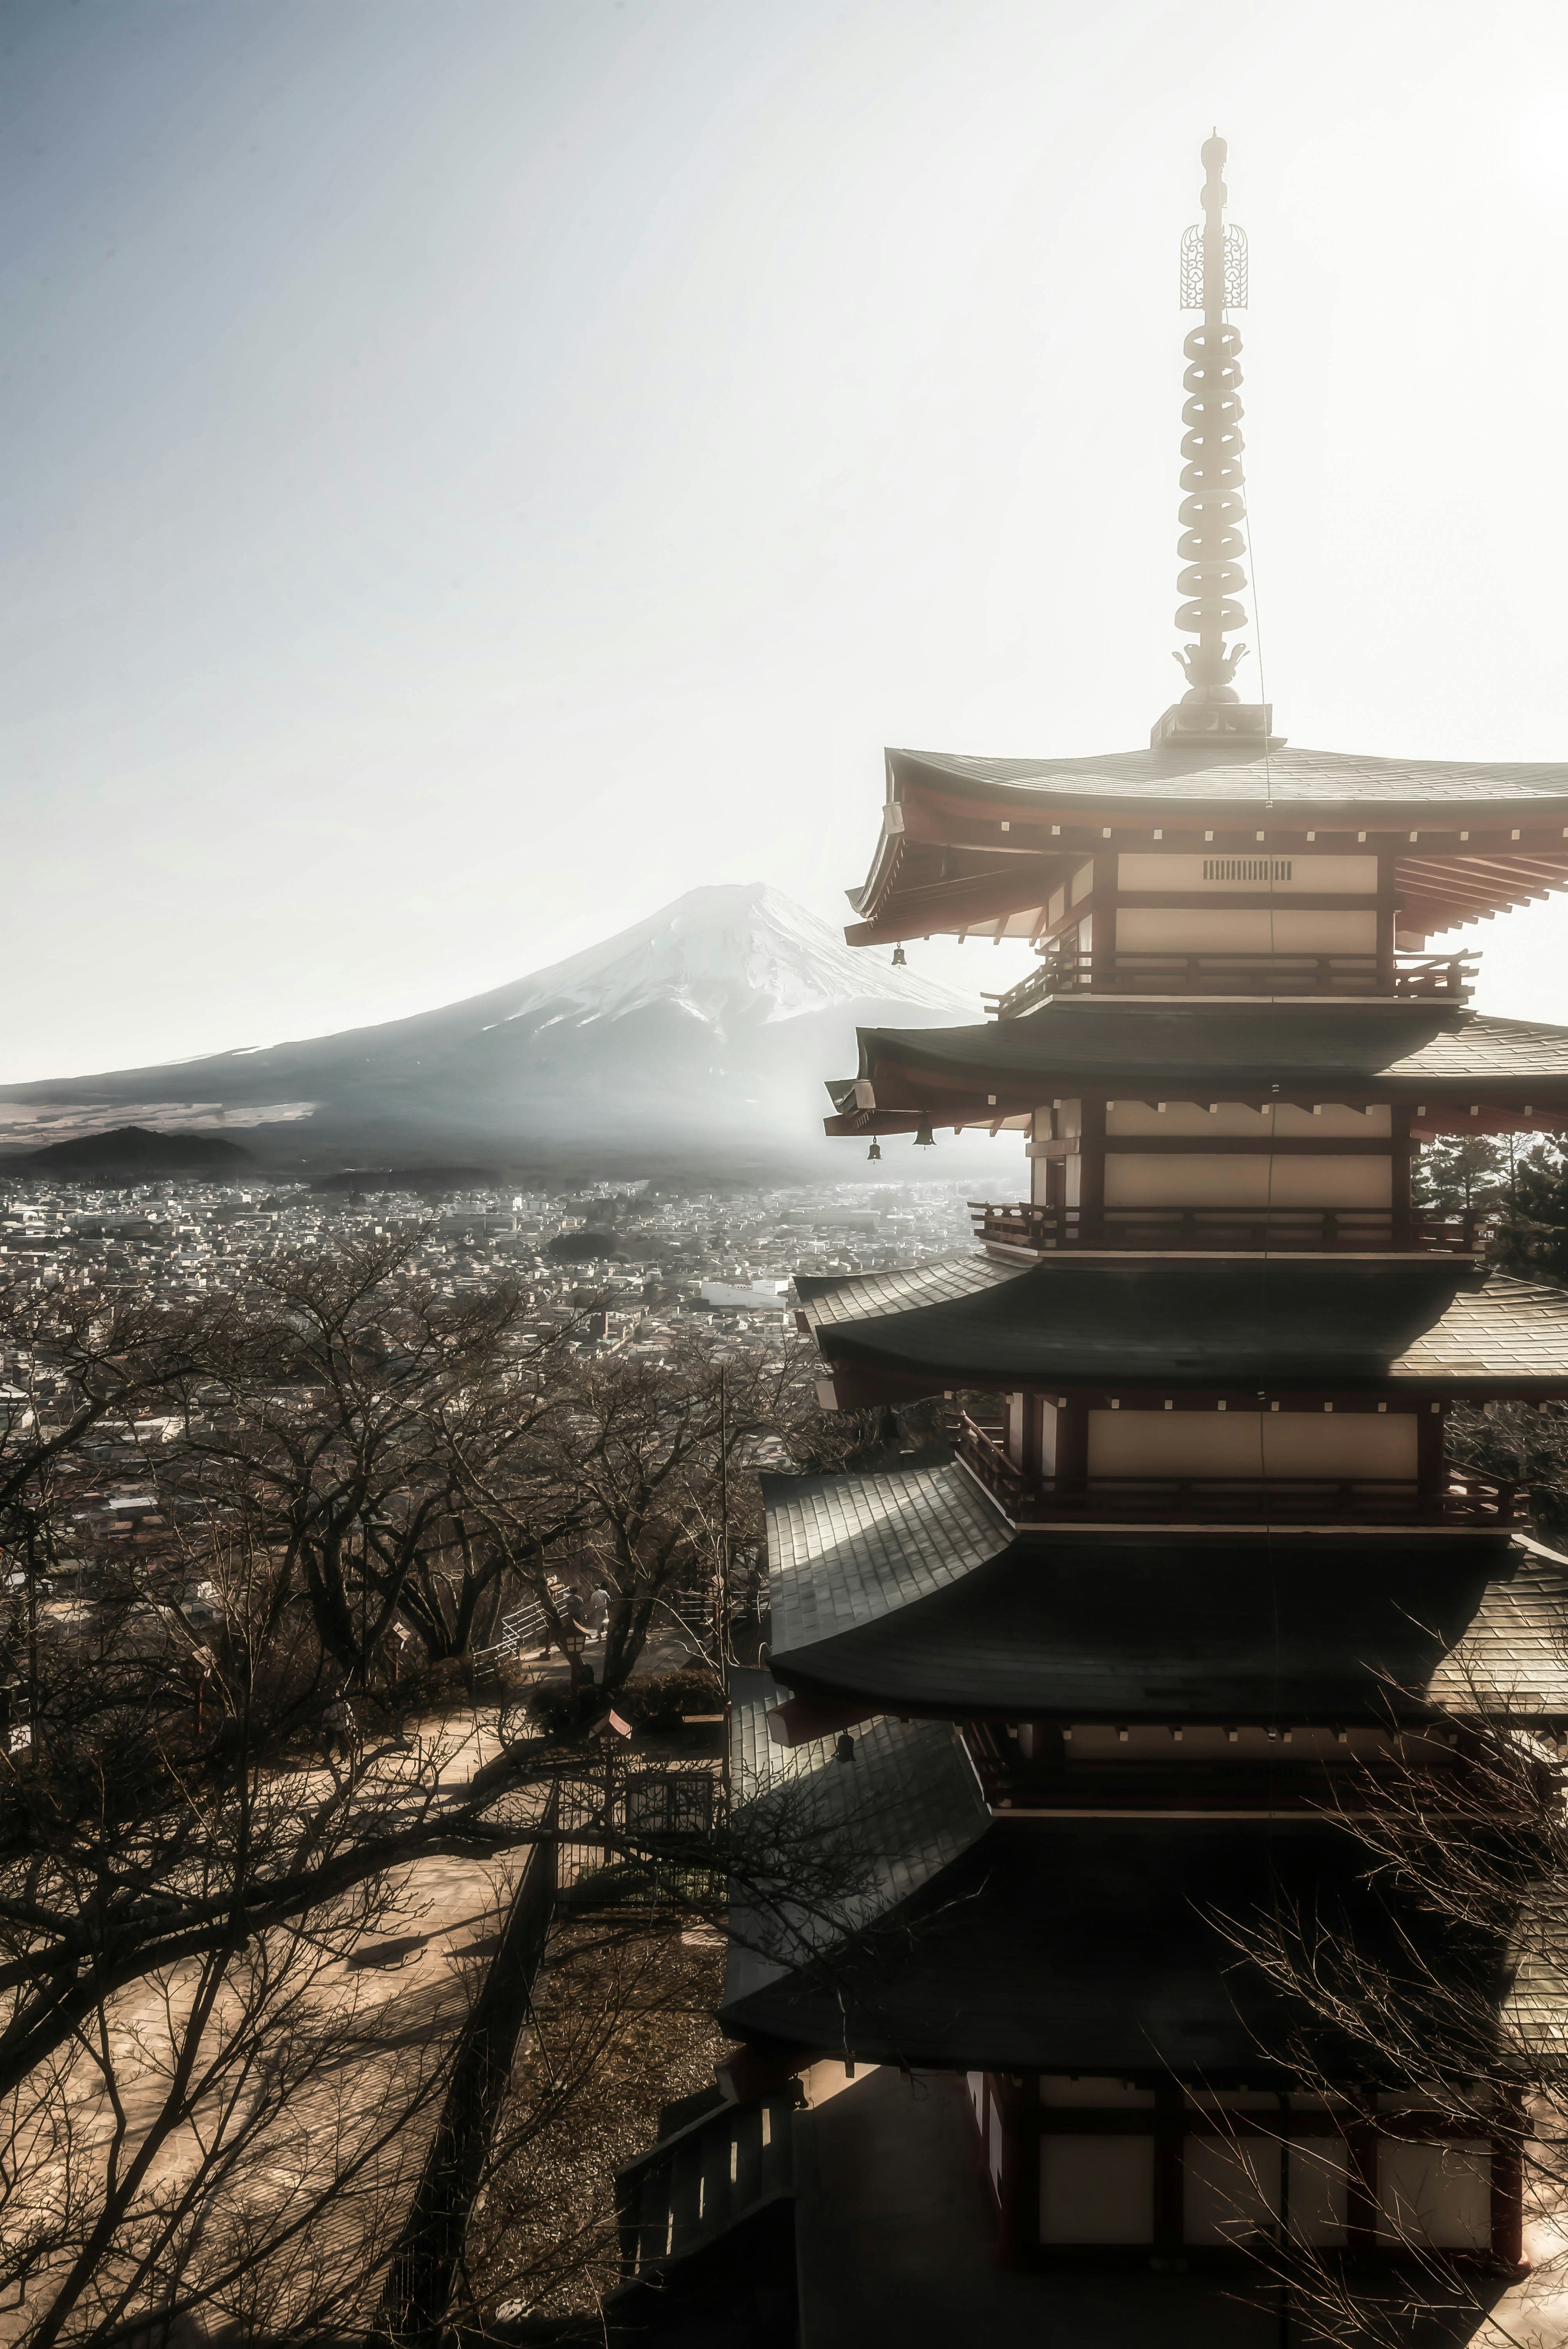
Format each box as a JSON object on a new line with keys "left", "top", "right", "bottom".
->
{"left": 483, "top": 884, "right": 969, "bottom": 1039}
{"left": 0, "top": 884, "right": 983, "bottom": 1172}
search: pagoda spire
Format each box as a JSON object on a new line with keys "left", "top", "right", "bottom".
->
{"left": 1149, "top": 136, "right": 1268, "bottom": 747}
{"left": 1174, "top": 133, "right": 1249, "bottom": 703}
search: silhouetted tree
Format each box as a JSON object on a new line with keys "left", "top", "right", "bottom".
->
{"left": 1210, "top": 1687, "right": 1568, "bottom": 2347}
{"left": 169, "top": 1237, "right": 592, "bottom": 1676}
{"left": 1493, "top": 1139, "right": 1568, "bottom": 1286}
{"left": 1414, "top": 1134, "right": 1508, "bottom": 1216}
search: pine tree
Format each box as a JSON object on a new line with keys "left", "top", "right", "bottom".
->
{"left": 1492, "top": 1140, "right": 1568, "bottom": 1284}
{"left": 1412, "top": 1134, "right": 1507, "bottom": 1215}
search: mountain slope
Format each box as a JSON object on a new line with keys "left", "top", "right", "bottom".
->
{"left": 472, "top": 885, "right": 965, "bottom": 1036}
{"left": 0, "top": 885, "right": 977, "bottom": 1171}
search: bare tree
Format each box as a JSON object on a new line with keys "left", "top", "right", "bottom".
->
{"left": 1208, "top": 1690, "right": 1568, "bottom": 2347}
{"left": 0, "top": 1861, "right": 456, "bottom": 2349}
{"left": 458, "top": 1918, "right": 727, "bottom": 2328}
{"left": 1448, "top": 1399, "right": 1568, "bottom": 1549}
{"left": 167, "top": 1237, "right": 592, "bottom": 1681}
{"left": 517, "top": 1332, "right": 881, "bottom": 1696}
{"left": 0, "top": 1244, "right": 911, "bottom": 2345}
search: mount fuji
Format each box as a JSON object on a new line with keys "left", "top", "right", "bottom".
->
{"left": 0, "top": 886, "right": 978, "bottom": 1177}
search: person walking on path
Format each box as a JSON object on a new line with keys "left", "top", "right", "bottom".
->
{"left": 321, "top": 1693, "right": 357, "bottom": 1766}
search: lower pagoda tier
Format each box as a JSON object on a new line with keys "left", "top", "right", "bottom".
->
{"left": 722, "top": 1675, "right": 1564, "bottom": 2082}
{"left": 825, "top": 1001, "right": 1568, "bottom": 1140}
{"left": 799, "top": 1259, "right": 1568, "bottom": 1405}
{"left": 760, "top": 1463, "right": 1568, "bottom": 1743}
{"left": 823, "top": 1002, "right": 1568, "bottom": 1262}
{"left": 721, "top": 1676, "right": 1560, "bottom": 2271}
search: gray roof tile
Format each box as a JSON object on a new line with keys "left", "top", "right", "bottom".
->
{"left": 724, "top": 1669, "right": 990, "bottom": 2008}
{"left": 763, "top": 1466, "right": 1568, "bottom": 1720}
{"left": 804, "top": 1258, "right": 1568, "bottom": 1393}
{"left": 721, "top": 1809, "right": 1546, "bottom": 2077}
{"left": 845, "top": 1005, "right": 1568, "bottom": 1095}
{"left": 894, "top": 742, "right": 1568, "bottom": 812}
{"left": 762, "top": 1462, "right": 1009, "bottom": 1653}
{"left": 794, "top": 1255, "right": 1017, "bottom": 1322}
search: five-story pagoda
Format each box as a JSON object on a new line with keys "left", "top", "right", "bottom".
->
{"left": 715, "top": 135, "right": 1568, "bottom": 2303}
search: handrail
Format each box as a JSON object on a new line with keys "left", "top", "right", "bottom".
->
{"left": 969, "top": 1201, "right": 1489, "bottom": 1257}
{"left": 985, "top": 949, "right": 1477, "bottom": 1018}
{"left": 377, "top": 1785, "right": 559, "bottom": 2334}
{"left": 954, "top": 1413, "right": 1523, "bottom": 1527}
{"left": 957, "top": 1723, "right": 1365, "bottom": 1814}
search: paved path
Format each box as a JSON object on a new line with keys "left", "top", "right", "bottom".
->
{"left": 0, "top": 1706, "right": 539, "bottom": 2345}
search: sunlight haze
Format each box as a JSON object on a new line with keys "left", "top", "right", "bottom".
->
{"left": 7, "top": 0, "right": 1568, "bottom": 1078}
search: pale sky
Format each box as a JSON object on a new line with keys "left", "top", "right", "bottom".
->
{"left": 9, "top": 0, "right": 1568, "bottom": 1082}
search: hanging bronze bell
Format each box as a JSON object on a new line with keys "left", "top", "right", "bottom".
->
{"left": 891, "top": 944, "right": 906, "bottom": 966}
{"left": 914, "top": 1120, "right": 935, "bottom": 1148}
{"left": 866, "top": 1139, "right": 882, "bottom": 1161}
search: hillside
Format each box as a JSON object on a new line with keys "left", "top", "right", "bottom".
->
{"left": 9, "top": 1125, "right": 256, "bottom": 1177}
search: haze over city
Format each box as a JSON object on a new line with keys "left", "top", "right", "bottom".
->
{"left": 9, "top": 0, "right": 1568, "bottom": 1083}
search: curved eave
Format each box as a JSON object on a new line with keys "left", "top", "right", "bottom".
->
{"left": 891, "top": 742, "right": 1568, "bottom": 822}
{"left": 795, "top": 1252, "right": 1022, "bottom": 1326}
{"left": 804, "top": 1258, "right": 1568, "bottom": 1402}
{"left": 763, "top": 1466, "right": 1562, "bottom": 1721}
{"left": 822, "top": 1007, "right": 1568, "bottom": 1139}
{"left": 844, "top": 745, "right": 1568, "bottom": 944}
{"left": 721, "top": 1809, "right": 1519, "bottom": 2078}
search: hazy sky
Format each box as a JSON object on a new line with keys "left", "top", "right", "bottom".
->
{"left": 9, "top": 0, "right": 1568, "bottom": 1081}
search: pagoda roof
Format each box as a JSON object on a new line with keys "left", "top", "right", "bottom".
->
{"left": 793, "top": 1254, "right": 1020, "bottom": 1315}
{"left": 886, "top": 740, "right": 1568, "bottom": 816}
{"left": 801, "top": 1256, "right": 1568, "bottom": 1400}
{"left": 722, "top": 1669, "right": 991, "bottom": 1998}
{"left": 720, "top": 1676, "right": 1543, "bottom": 2075}
{"left": 763, "top": 1462, "right": 1568, "bottom": 1721}
{"left": 825, "top": 1004, "right": 1568, "bottom": 1136}
{"left": 850, "top": 742, "right": 1568, "bottom": 944}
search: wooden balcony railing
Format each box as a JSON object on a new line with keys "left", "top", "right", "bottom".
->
{"left": 955, "top": 1413, "right": 1524, "bottom": 1529}
{"left": 985, "top": 950, "right": 1476, "bottom": 1018}
{"left": 969, "top": 1201, "right": 1490, "bottom": 1257}
{"left": 960, "top": 1723, "right": 1372, "bottom": 1814}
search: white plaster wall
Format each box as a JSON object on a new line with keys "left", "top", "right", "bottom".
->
{"left": 1085, "top": 1412, "right": 1419, "bottom": 1478}
{"left": 1040, "top": 2137, "right": 1155, "bottom": 2244}
{"left": 1005, "top": 1397, "right": 1059, "bottom": 1467}
{"left": 1115, "top": 907, "right": 1379, "bottom": 954}
{"left": 1103, "top": 1153, "right": 1393, "bottom": 1207}
{"left": 1184, "top": 2137, "right": 1282, "bottom": 2245}
{"left": 1376, "top": 2144, "right": 1492, "bottom": 2250}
